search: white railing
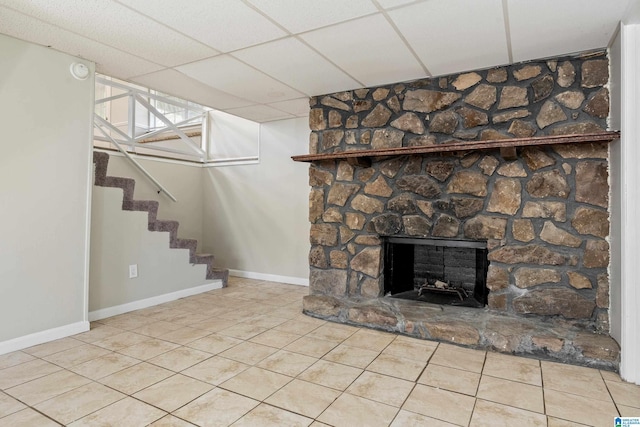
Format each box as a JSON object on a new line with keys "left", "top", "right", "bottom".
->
{"left": 94, "top": 76, "right": 209, "bottom": 161}
{"left": 93, "top": 76, "right": 217, "bottom": 201}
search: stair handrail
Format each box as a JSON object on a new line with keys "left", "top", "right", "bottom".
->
{"left": 94, "top": 117, "right": 178, "bottom": 202}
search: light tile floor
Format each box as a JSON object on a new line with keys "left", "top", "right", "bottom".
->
{"left": 1, "top": 277, "right": 639, "bottom": 426}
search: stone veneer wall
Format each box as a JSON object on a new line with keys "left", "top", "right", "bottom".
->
{"left": 307, "top": 51, "right": 611, "bottom": 329}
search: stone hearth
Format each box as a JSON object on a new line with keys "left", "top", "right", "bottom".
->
{"left": 302, "top": 294, "right": 619, "bottom": 370}
{"left": 299, "top": 50, "right": 619, "bottom": 369}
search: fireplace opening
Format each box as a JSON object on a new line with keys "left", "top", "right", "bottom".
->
{"left": 383, "top": 237, "right": 489, "bottom": 307}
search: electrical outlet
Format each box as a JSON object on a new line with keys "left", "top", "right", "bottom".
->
{"left": 129, "top": 264, "right": 138, "bottom": 279}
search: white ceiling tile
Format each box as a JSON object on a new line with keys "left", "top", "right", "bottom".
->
{"left": 388, "top": 0, "right": 509, "bottom": 76}
{"left": 0, "top": 0, "right": 218, "bottom": 67}
{"left": 0, "top": 5, "right": 163, "bottom": 79}
{"left": 300, "top": 13, "right": 426, "bottom": 87}
{"left": 116, "top": 0, "right": 286, "bottom": 52}
{"left": 267, "top": 98, "right": 311, "bottom": 117}
{"left": 224, "top": 104, "right": 295, "bottom": 122}
{"left": 247, "top": 0, "right": 378, "bottom": 33}
{"left": 130, "top": 69, "right": 253, "bottom": 110}
{"left": 376, "top": 0, "right": 420, "bottom": 10}
{"left": 232, "top": 37, "right": 361, "bottom": 96}
{"left": 508, "top": 0, "right": 630, "bottom": 62}
{"left": 176, "top": 55, "right": 304, "bottom": 104}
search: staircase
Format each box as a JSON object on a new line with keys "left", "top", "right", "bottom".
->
{"left": 93, "top": 151, "right": 228, "bottom": 285}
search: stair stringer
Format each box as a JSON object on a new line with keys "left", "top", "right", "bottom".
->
{"left": 92, "top": 151, "right": 229, "bottom": 284}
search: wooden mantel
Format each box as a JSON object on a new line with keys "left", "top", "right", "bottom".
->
{"left": 292, "top": 131, "right": 619, "bottom": 166}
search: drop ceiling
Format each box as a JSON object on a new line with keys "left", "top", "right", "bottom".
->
{"left": 0, "top": 0, "right": 634, "bottom": 122}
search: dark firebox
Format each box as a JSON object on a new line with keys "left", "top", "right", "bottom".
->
{"left": 383, "top": 237, "right": 488, "bottom": 307}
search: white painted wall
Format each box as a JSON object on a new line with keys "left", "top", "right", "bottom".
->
{"left": 208, "top": 110, "right": 260, "bottom": 161}
{"left": 202, "top": 117, "right": 310, "bottom": 284}
{"left": 89, "top": 186, "right": 215, "bottom": 316}
{"left": 0, "top": 35, "right": 93, "bottom": 353}
{"left": 615, "top": 10, "right": 640, "bottom": 384}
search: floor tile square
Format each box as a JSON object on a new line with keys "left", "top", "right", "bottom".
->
{"left": 342, "top": 329, "right": 396, "bottom": 352}
{"left": 273, "top": 319, "right": 322, "bottom": 335}
{"left": 605, "top": 379, "right": 640, "bottom": 408}
{"left": 0, "top": 391, "right": 26, "bottom": 417}
{"left": 133, "top": 374, "right": 213, "bottom": 412}
{"left": 619, "top": 405, "right": 640, "bottom": 417}
{"left": 483, "top": 352, "right": 541, "bottom": 386}
{"left": 284, "top": 336, "right": 339, "bottom": 358}
{"left": 185, "top": 333, "right": 242, "bottom": 355}
{"left": 148, "top": 347, "right": 212, "bottom": 372}
{"left": 219, "top": 341, "right": 279, "bottom": 365}
{"left": 99, "top": 313, "right": 155, "bottom": 330}
{"left": 182, "top": 355, "right": 250, "bottom": 385}
{"left": 322, "top": 344, "right": 380, "bottom": 368}
{"left": 366, "top": 353, "right": 426, "bottom": 382}
{"left": 158, "top": 327, "right": 212, "bottom": 345}
{"left": 220, "top": 367, "right": 291, "bottom": 401}
{"left": 217, "top": 323, "right": 268, "bottom": 340}
{"left": 193, "top": 318, "right": 238, "bottom": 332}
{"left": 318, "top": 392, "right": 398, "bottom": 427}
{"left": 390, "top": 409, "right": 454, "bottom": 427}
{"left": 93, "top": 331, "right": 152, "bottom": 351}
{"left": 383, "top": 336, "right": 438, "bottom": 363}
{"left": 67, "top": 396, "right": 165, "bottom": 426}
{"left": 232, "top": 403, "right": 313, "bottom": 427}
{"left": 149, "top": 414, "right": 198, "bottom": 426}
{"left": 257, "top": 350, "right": 318, "bottom": 377}
{"left": 162, "top": 312, "right": 212, "bottom": 326}
{"left": 403, "top": 384, "right": 475, "bottom": 426}
{"left": 418, "top": 364, "right": 480, "bottom": 396}
{"left": 34, "top": 382, "right": 124, "bottom": 425}
{"left": 542, "top": 360, "right": 611, "bottom": 401}
{"left": 547, "top": 416, "right": 591, "bottom": 426}
{"left": 429, "top": 344, "right": 486, "bottom": 373}
{"left": 477, "top": 375, "right": 544, "bottom": 413}
{"left": 0, "top": 359, "right": 62, "bottom": 390}
{"left": 22, "top": 337, "right": 84, "bottom": 358}
{"left": 0, "top": 408, "right": 60, "bottom": 426}
{"left": 306, "top": 323, "right": 359, "bottom": 342}
{"left": 346, "top": 371, "right": 414, "bottom": 407}
{"left": 470, "top": 399, "right": 546, "bottom": 426}
{"left": 265, "top": 379, "right": 340, "bottom": 418}
{"left": 600, "top": 369, "right": 622, "bottom": 382}
{"left": 298, "top": 360, "right": 363, "bottom": 391}
{"left": 173, "top": 388, "right": 259, "bottom": 426}
{"left": 99, "top": 362, "right": 173, "bottom": 394}
{"left": 0, "top": 351, "right": 35, "bottom": 370}
{"left": 69, "top": 352, "right": 140, "bottom": 380}
{"left": 239, "top": 315, "right": 288, "bottom": 329}
{"left": 117, "top": 338, "right": 179, "bottom": 360}
{"left": 544, "top": 388, "right": 619, "bottom": 426}
{"left": 250, "top": 329, "right": 301, "bottom": 348}
{"left": 131, "top": 321, "right": 184, "bottom": 338}
{"left": 42, "top": 343, "right": 111, "bottom": 368}
{"left": 5, "top": 369, "right": 90, "bottom": 406}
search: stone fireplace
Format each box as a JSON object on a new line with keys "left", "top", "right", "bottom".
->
{"left": 295, "top": 50, "right": 620, "bottom": 369}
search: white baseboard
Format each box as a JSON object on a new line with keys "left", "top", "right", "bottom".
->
{"left": 89, "top": 280, "right": 223, "bottom": 321}
{"left": 0, "top": 321, "right": 90, "bottom": 356}
{"left": 229, "top": 270, "right": 309, "bottom": 286}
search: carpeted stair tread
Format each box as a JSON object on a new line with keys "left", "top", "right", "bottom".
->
{"left": 92, "top": 151, "right": 228, "bottom": 287}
